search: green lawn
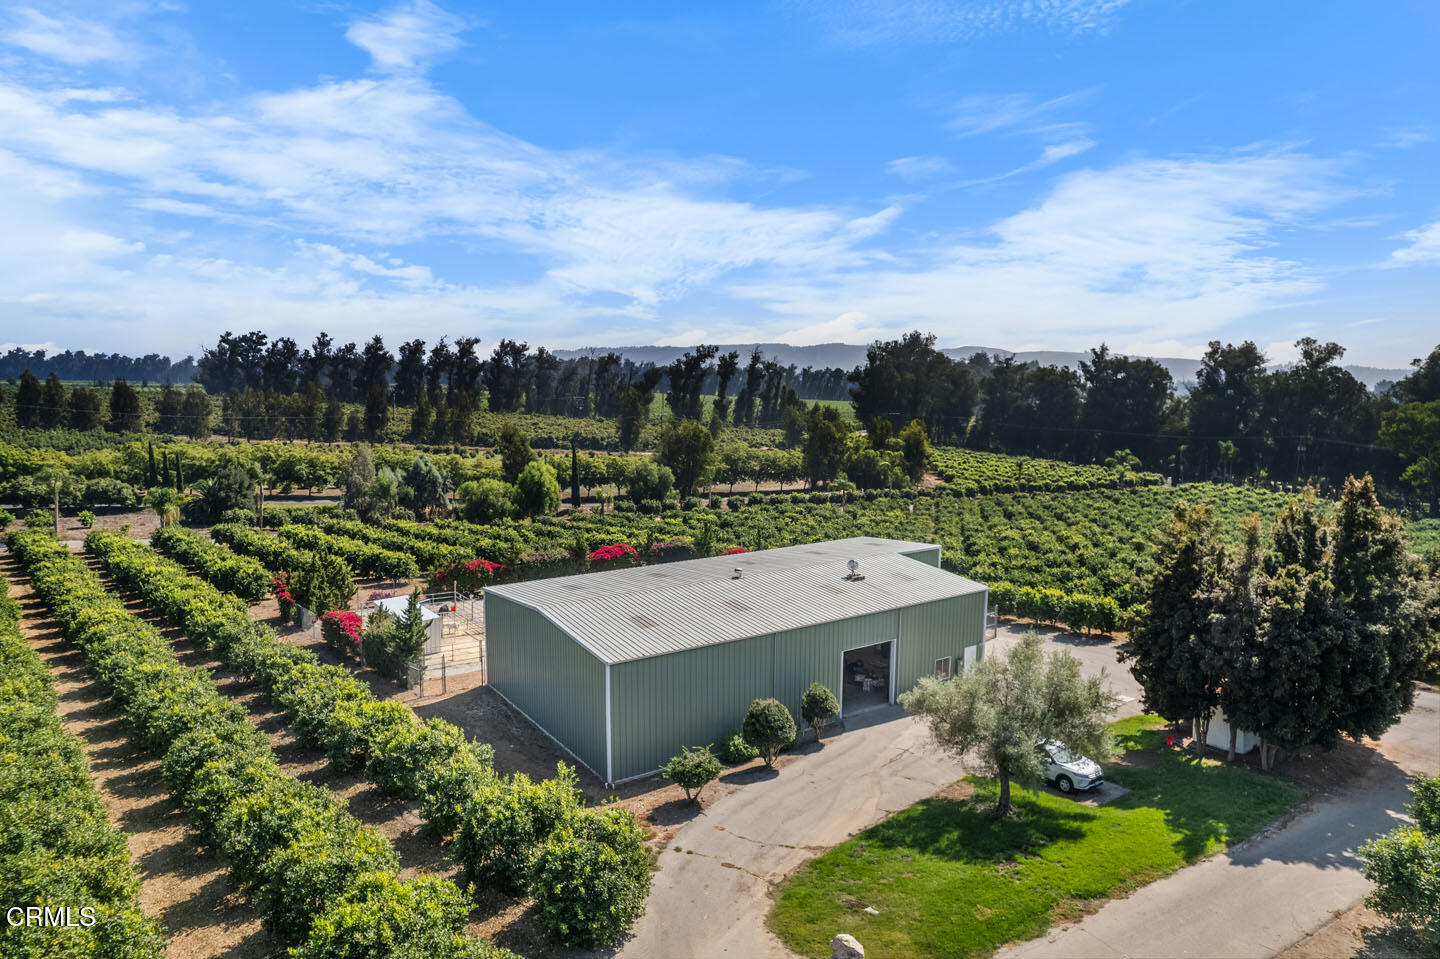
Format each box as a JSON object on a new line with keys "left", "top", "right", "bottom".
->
{"left": 768, "top": 716, "right": 1303, "bottom": 959}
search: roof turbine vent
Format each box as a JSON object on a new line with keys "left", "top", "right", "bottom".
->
{"left": 732, "top": 567, "right": 743, "bottom": 580}
{"left": 844, "top": 559, "right": 865, "bottom": 581}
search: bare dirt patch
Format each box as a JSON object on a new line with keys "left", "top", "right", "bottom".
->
{"left": 0, "top": 553, "right": 276, "bottom": 959}
{"left": 1275, "top": 902, "right": 1426, "bottom": 959}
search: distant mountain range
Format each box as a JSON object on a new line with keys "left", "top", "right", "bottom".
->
{"left": 552, "top": 343, "right": 1410, "bottom": 392}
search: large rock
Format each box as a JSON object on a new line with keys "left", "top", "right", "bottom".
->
{"left": 830, "top": 933, "right": 864, "bottom": 959}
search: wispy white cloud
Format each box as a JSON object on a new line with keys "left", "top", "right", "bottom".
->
{"left": 345, "top": 0, "right": 470, "bottom": 75}
{"left": 1387, "top": 220, "right": 1440, "bottom": 266}
{"left": 794, "top": 0, "right": 1137, "bottom": 46}
{"left": 963, "top": 136, "right": 1096, "bottom": 185}
{"left": 886, "top": 155, "right": 953, "bottom": 180}
{"left": 0, "top": 5, "right": 1365, "bottom": 356}
{"left": 948, "top": 89, "right": 1095, "bottom": 137}
{"left": 1384, "top": 129, "right": 1432, "bottom": 150}
{"left": 2, "top": 7, "right": 133, "bottom": 65}
{"left": 945, "top": 89, "right": 1098, "bottom": 183}
{"left": 746, "top": 150, "right": 1344, "bottom": 349}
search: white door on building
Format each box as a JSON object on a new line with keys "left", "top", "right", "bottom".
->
{"left": 962, "top": 644, "right": 977, "bottom": 674}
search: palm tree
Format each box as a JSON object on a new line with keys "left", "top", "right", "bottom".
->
{"left": 146, "top": 487, "right": 185, "bottom": 528}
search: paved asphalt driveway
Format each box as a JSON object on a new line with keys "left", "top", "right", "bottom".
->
{"left": 615, "top": 705, "right": 957, "bottom": 959}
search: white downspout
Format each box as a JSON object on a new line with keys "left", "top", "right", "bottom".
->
{"left": 891, "top": 610, "right": 901, "bottom": 704}
{"left": 605, "top": 664, "right": 613, "bottom": 787}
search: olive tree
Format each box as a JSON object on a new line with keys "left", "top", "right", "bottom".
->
{"left": 900, "top": 632, "right": 1117, "bottom": 815}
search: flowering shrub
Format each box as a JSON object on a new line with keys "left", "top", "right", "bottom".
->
{"left": 588, "top": 543, "right": 638, "bottom": 564}
{"left": 274, "top": 576, "right": 295, "bottom": 623}
{"left": 368, "top": 590, "right": 395, "bottom": 601}
{"left": 320, "top": 610, "right": 363, "bottom": 657}
{"left": 432, "top": 557, "right": 504, "bottom": 592}
{"left": 722, "top": 546, "right": 749, "bottom": 555}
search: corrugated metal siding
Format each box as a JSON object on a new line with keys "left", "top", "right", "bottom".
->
{"left": 609, "top": 634, "right": 775, "bottom": 782}
{"left": 896, "top": 594, "right": 988, "bottom": 694}
{"left": 484, "top": 594, "right": 607, "bottom": 777}
{"left": 485, "top": 538, "right": 984, "bottom": 664}
{"left": 772, "top": 611, "right": 899, "bottom": 721}
{"left": 900, "top": 544, "right": 942, "bottom": 567}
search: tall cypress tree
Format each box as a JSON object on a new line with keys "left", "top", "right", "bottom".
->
{"left": 1225, "top": 482, "right": 1424, "bottom": 769}
{"left": 570, "top": 439, "right": 581, "bottom": 510}
{"left": 1120, "top": 501, "right": 1226, "bottom": 750}
{"left": 147, "top": 440, "right": 158, "bottom": 488}
{"left": 15, "top": 369, "right": 41, "bottom": 429}
{"left": 1209, "top": 515, "right": 1264, "bottom": 760}
{"left": 1329, "top": 474, "right": 1426, "bottom": 739}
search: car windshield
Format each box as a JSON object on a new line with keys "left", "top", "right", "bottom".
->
{"left": 1049, "top": 744, "right": 1078, "bottom": 764}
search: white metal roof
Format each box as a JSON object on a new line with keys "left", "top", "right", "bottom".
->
{"left": 370, "top": 595, "right": 439, "bottom": 622}
{"left": 484, "top": 537, "right": 986, "bottom": 665}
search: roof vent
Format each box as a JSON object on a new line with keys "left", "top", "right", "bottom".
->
{"left": 844, "top": 559, "right": 865, "bottom": 581}
{"left": 731, "top": 567, "right": 743, "bottom": 579}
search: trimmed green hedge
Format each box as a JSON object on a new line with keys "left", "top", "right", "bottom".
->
{"left": 211, "top": 521, "right": 315, "bottom": 574}
{"left": 210, "top": 523, "right": 355, "bottom": 614}
{"left": 984, "top": 580, "right": 1141, "bottom": 635}
{"left": 8, "top": 529, "right": 507, "bottom": 958}
{"left": 0, "top": 573, "right": 167, "bottom": 959}
{"left": 151, "top": 525, "right": 271, "bottom": 602}
{"left": 278, "top": 525, "right": 420, "bottom": 581}
{"left": 317, "top": 517, "right": 466, "bottom": 572}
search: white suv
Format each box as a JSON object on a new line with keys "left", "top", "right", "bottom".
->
{"left": 1039, "top": 740, "right": 1104, "bottom": 794}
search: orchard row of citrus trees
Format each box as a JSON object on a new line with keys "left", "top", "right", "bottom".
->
{"left": 81, "top": 530, "right": 652, "bottom": 948}
{"left": 930, "top": 446, "right": 1164, "bottom": 495}
{"left": 8, "top": 528, "right": 521, "bottom": 958}
{"left": 0, "top": 575, "right": 167, "bottom": 958}
{"left": 247, "top": 482, "right": 1302, "bottom": 635}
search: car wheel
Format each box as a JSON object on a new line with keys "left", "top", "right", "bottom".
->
{"left": 1055, "top": 775, "right": 1074, "bottom": 794}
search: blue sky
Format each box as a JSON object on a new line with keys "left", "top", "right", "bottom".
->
{"left": 0, "top": 0, "right": 1436, "bottom": 367}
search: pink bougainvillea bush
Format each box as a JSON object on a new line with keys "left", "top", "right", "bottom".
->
{"left": 588, "top": 543, "right": 639, "bottom": 565}
{"left": 320, "top": 609, "right": 363, "bottom": 657}
{"left": 431, "top": 557, "right": 504, "bottom": 592}
{"left": 722, "top": 546, "right": 749, "bottom": 556}
{"left": 274, "top": 575, "right": 296, "bottom": 623}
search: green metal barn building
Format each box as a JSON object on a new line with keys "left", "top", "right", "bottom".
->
{"left": 483, "top": 536, "right": 989, "bottom": 784}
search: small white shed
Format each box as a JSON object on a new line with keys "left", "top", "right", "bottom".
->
{"left": 369, "top": 595, "right": 443, "bottom": 654}
{"left": 1196, "top": 708, "right": 1260, "bottom": 755}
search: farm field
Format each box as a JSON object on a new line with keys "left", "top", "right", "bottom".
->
{"left": 928, "top": 446, "right": 1165, "bottom": 494}
{"left": 256, "top": 481, "right": 1303, "bottom": 634}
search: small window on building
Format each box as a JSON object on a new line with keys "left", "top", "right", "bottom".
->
{"left": 935, "top": 656, "right": 952, "bottom": 680}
